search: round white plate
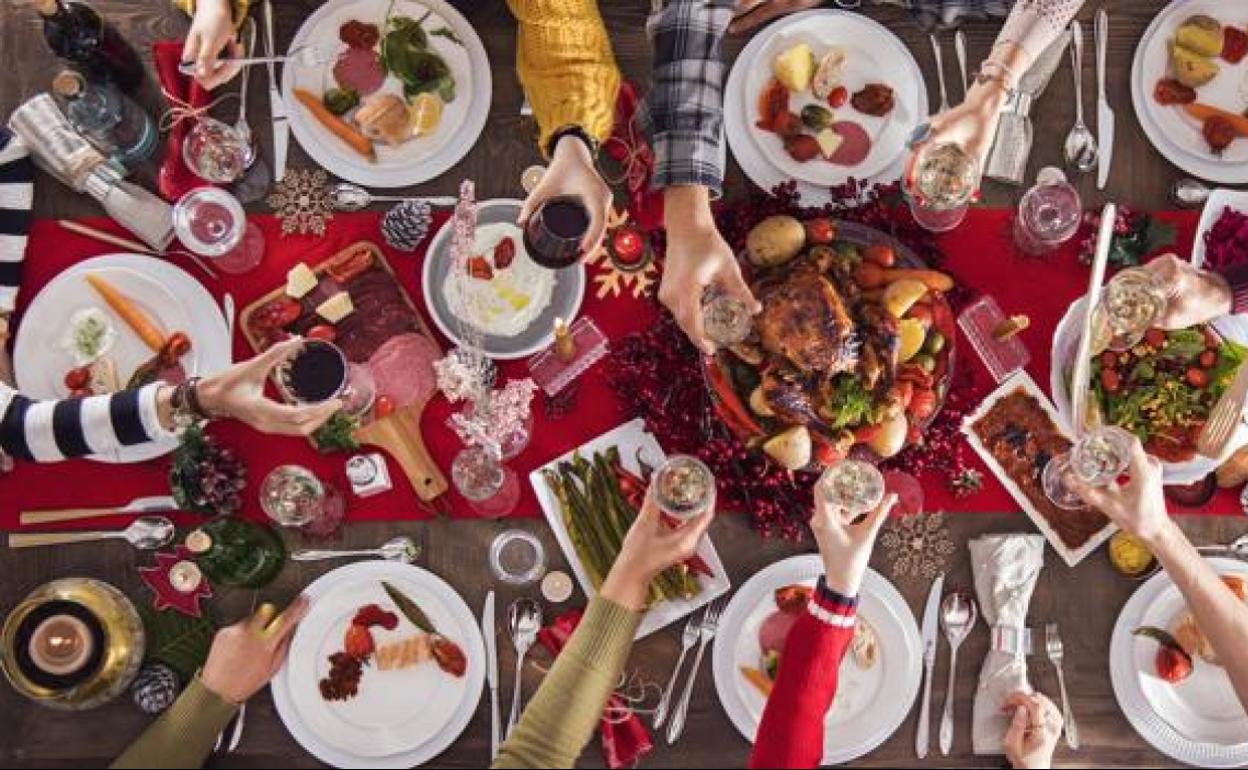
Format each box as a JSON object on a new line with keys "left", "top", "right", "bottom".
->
{"left": 1192, "top": 188, "right": 1248, "bottom": 269}
{"left": 1050, "top": 295, "right": 1248, "bottom": 484}
{"left": 725, "top": 9, "right": 927, "bottom": 205}
{"left": 13, "top": 254, "right": 230, "bottom": 464}
{"left": 712, "top": 556, "right": 921, "bottom": 765}
{"left": 1110, "top": 557, "right": 1248, "bottom": 767}
{"left": 283, "top": 0, "right": 491, "bottom": 188}
{"left": 272, "top": 561, "right": 484, "bottom": 768}
{"left": 421, "top": 199, "right": 585, "bottom": 360}
{"left": 1131, "top": 1, "right": 1248, "bottom": 184}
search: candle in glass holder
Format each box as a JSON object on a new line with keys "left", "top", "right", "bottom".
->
{"left": 28, "top": 614, "right": 93, "bottom": 677}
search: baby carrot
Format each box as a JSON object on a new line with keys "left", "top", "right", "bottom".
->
{"left": 293, "top": 88, "right": 377, "bottom": 161}
{"left": 84, "top": 273, "right": 166, "bottom": 352}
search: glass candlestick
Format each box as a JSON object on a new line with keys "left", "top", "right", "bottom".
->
{"left": 528, "top": 316, "right": 609, "bottom": 397}
{"left": 958, "top": 294, "right": 1031, "bottom": 384}
{"left": 452, "top": 446, "right": 520, "bottom": 518}
{"left": 259, "top": 464, "right": 346, "bottom": 536}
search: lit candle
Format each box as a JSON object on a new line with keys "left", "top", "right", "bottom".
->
{"left": 553, "top": 317, "right": 576, "bottom": 363}
{"left": 609, "top": 225, "right": 646, "bottom": 268}
{"left": 541, "top": 571, "right": 574, "bottom": 603}
{"left": 28, "top": 615, "right": 93, "bottom": 677}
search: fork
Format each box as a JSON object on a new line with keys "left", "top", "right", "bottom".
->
{"left": 1045, "top": 623, "right": 1079, "bottom": 750}
{"left": 666, "top": 600, "right": 723, "bottom": 744}
{"left": 929, "top": 33, "right": 950, "bottom": 114}
{"left": 653, "top": 615, "right": 700, "bottom": 729}
{"left": 1198, "top": 360, "right": 1248, "bottom": 458}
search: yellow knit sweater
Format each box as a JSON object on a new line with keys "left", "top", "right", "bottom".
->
{"left": 506, "top": 0, "right": 620, "bottom": 156}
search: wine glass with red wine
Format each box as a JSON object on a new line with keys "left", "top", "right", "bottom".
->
{"left": 277, "top": 340, "right": 375, "bottom": 416}
{"left": 523, "top": 194, "right": 590, "bottom": 269}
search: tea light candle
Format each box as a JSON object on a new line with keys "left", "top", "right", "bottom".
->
{"left": 608, "top": 225, "right": 646, "bottom": 268}
{"left": 541, "top": 571, "right": 574, "bottom": 603}
{"left": 28, "top": 615, "right": 93, "bottom": 676}
{"left": 169, "top": 561, "right": 204, "bottom": 594}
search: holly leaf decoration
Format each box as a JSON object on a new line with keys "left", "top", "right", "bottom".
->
{"left": 140, "top": 607, "right": 216, "bottom": 682}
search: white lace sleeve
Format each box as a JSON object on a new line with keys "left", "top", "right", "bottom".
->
{"left": 997, "top": 0, "right": 1085, "bottom": 60}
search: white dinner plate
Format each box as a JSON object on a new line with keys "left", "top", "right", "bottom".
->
{"left": 1132, "top": 1, "right": 1248, "bottom": 184}
{"left": 1192, "top": 188, "right": 1248, "bottom": 270}
{"left": 12, "top": 254, "right": 230, "bottom": 464}
{"left": 272, "top": 561, "right": 484, "bottom": 768}
{"left": 283, "top": 0, "right": 491, "bottom": 188}
{"left": 421, "top": 199, "right": 586, "bottom": 361}
{"left": 1110, "top": 557, "right": 1248, "bottom": 767}
{"left": 529, "top": 418, "right": 732, "bottom": 639}
{"left": 725, "top": 9, "right": 927, "bottom": 205}
{"left": 1050, "top": 296, "right": 1248, "bottom": 485}
{"left": 712, "top": 555, "right": 922, "bottom": 765}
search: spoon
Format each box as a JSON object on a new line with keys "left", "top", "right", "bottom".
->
{"left": 328, "top": 182, "right": 457, "bottom": 212}
{"left": 1064, "top": 21, "right": 1099, "bottom": 174}
{"left": 506, "top": 599, "right": 542, "bottom": 738}
{"left": 1170, "top": 178, "right": 1212, "bottom": 209}
{"left": 1197, "top": 534, "right": 1248, "bottom": 558}
{"left": 938, "top": 590, "right": 978, "bottom": 756}
{"left": 8, "top": 516, "right": 176, "bottom": 550}
{"left": 290, "top": 536, "right": 420, "bottom": 564}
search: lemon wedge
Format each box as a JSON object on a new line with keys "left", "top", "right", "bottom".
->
{"left": 408, "top": 93, "right": 443, "bottom": 137}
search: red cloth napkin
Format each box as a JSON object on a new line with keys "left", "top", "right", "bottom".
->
{"left": 603, "top": 81, "right": 664, "bottom": 233}
{"left": 151, "top": 40, "right": 214, "bottom": 202}
{"left": 537, "top": 609, "right": 654, "bottom": 769}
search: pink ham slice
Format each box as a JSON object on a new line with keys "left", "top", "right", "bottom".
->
{"left": 759, "top": 610, "right": 798, "bottom": 657}
{"left": 827, "top": 121, "right": 872, "bottom": 166}
{"left": 367, "top": 333, "right": 440, "bottom": 408}
{"left": 333, "top": 48, "right": 385, "bottom": 96}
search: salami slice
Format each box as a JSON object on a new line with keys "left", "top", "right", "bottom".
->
{"left": 367, "top": 333, "right": 440, "bottom": 408}
{"left": 827, "top": 121, "right": 872, "bottom": 166}
{"left": 759, "top": 610, "right": 798, "bottom": 656}
{"left": 333, "top": 48, "right": 385, "bottom": 96}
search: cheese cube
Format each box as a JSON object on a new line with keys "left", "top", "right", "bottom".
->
{"left": 286, "top": 263, "right": 318, "bottom": 299}
{"left": 316, "top": 292, "right": 354, "bottom": 323}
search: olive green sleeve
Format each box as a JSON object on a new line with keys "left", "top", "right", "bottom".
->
{"left": 492, "top": 596, "right": 641, "bottom": 769}
{"left": 111, "top": 677, "right": 238, "bottom": 769}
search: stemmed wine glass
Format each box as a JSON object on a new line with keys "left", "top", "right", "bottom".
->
{"left": 182, "top": 117, "right": 254, "bottom": 184}
{"left": 652, "top": 455, "right": 717, "bottom": 521}
{"left": 275, "top": 339, "right": 376, "bottom": 418}
{"left": 905, "top": 141, "right": 980, "bottom": 233}
{"left": 1093, "top": 268, "right": 1168, "bottom": 352}
{"left": 172, "top": 187, "right": 265, "bottom": 275}
{"left": 1041, "top": 425, "right": 1134, "bottom": 510}
{"left": 259, "top": 464, "right": 345, "bottom": 537}
{"left": 819, "top": 459, "right": 886, "bottom": 517}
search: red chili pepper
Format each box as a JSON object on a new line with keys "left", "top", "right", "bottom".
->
{"left": 704, "top": 360, "right": 766, "bottom": 437}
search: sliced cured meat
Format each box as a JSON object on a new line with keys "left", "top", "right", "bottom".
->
{"left": 827, "top": 121, "right": 871, "bottom": 166}
{"left": 368, "top": 332, "right": 440, "bottom": 408}
{"left": 339, "top": 20, "right": 380, "bottom": 50}
{"left": 333, "top": 48, "right": 385, "bottom": 96}
{"left": 851, "top": 83, "right": 896, "bottom": 117}
{"left": 759, "top": 609, "right": 798, "bottom": 656}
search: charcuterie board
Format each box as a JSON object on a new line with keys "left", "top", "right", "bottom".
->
{"left": 240, "top": 241, "right": 448, "bottom": 502}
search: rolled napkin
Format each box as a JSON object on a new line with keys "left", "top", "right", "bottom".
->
{"left": 83, "top": 166, "right": 176, "bottom": 252}
{"left": 969, "top": 533, "right": 1045, "bottom": 754}
{"left": 984, "top": 33, "right": 1070, "bottom": 185}
{"left": 7, "top": 94, "right": 108, "bottom": 192}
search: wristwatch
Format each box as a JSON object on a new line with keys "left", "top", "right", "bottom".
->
{"left": 0, "top": 311, "right": 11, "bottom": 347}
{"left": 547, "top": 125, "right": 599, "bottom": 160}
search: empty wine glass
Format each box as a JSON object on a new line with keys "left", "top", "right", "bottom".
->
{"left": 1013, "top": 168, "right": 1082, "bottom": 256}
{"left": 172, "top": 187, "right": 265, "bottom": 274}
{"left": 1042, "top": 425, "right": 1134, "bottom": 510}
{"left": 452, "top": 446, "right": 520, "bottom": 518}
{"left": 259, "top": 464, "right": 345, "bottom": 536}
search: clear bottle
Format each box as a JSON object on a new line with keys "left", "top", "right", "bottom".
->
{"left": 37, "top": 0, "right": 144, "bottom": 94}
{"left": 51, "top": 70, "right": 156, "bottom": 172}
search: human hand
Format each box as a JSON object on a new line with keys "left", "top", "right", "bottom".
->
{"left": 810, "top": 491, "right": 897, "bottom": 597}
{"left": 1002, "top": 690, "right": 1063, "bottom": 770}
{"left": 197, "top": 338, "right": 342, "bottom": 437}
{"left": 1143, "top": 254, "right": 1233, "bottom": 329}
{"left": 1069, "top": 436, "right": 1173, "bottom": 545}
{"left": 659, "top": 208, "right": 760, "bottom": 356}
{"left": 729, "top": 0, "right": 822, "bottom": 34}
{"left": 182, "top": 0, "right": 242, "bottom": 90}
{"left": 200, "top": 597, "right": 309, "bottom": 704}
{"left": 903, "top": 81, "right": 1012, "bottom": 195}
{"left": 519, "top": 135, "right": 612, "bottom": 258}
{"left": 599, "top": 492, "right": 714, "bottom": 612}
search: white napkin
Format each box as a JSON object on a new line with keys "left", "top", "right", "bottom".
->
{"left": 970, "top": 533, "right": 1046, "bottom": 754}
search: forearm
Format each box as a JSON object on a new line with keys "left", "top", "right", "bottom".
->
{"left": 992, "top": 0, "right": 1084, "bottom": 76}
{"left": 748, "top": 579, "right": 857, "bottom": 769}
{"left": 493, "top": 596, "right": 641, "bottom": 769}
{"left": 506, "top": 0, "right": 620, "bottom": 157}
{"left": 0, "top": 382, "right": 174, "bottom": 462}
{"left": 640, "top": 0, "right": 734, "bottom": 195}
{"left": 664, "top": 185, "right": 716, "bottom": 237}
{"left": 1151, "top": 521, "right": 1248, "bottom": 713}
{"left": 111, "top": 677, "right": 237, "bottom": 769}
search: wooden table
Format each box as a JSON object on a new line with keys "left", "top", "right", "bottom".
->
{"left": 0, "top": 1, "right": 1242, "bottom": 768}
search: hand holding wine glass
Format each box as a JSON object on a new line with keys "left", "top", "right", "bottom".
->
{"left": 1141, "top": 254, "right": 1234, "bottom": 329}
{"left": 599, "top": 492, "right": 714, "bottom": 612}
{"left": 810, "top": 489, "right": 897, "bottom": 597}
{"left": 518, "top": 135, "right": 612, "bottom": 263}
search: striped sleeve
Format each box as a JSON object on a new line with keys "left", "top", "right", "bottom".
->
{"left": 0, "top": 128, "right": 33, "bottom": 314}
{"left": 0, "top": 382, "right": 173, "bottom": 462}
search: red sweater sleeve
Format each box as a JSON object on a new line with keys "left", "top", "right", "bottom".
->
{"left": 748, "top": 578, "right": 857, "bottom": 769}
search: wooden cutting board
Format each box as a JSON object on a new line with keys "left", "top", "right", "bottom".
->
{"left": 240, "top": 241, "right": 448, "bottom": 502}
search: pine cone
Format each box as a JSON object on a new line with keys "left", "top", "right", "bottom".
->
{"left": 131, "top": 663, "right": 181, "bottom": 714}
{"left": 382, "top": 200, "right": 433, "bottom": 252}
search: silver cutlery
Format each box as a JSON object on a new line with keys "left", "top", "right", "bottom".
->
{"left": 929, "top": 34, "right": 950, "bottom": 114}
{"left": 667, "top": 599, "right": 723, "bottom": 744}
{"left": 290, "top": 536, "right": 420, "bottom": 564}
{"left": 178, "top": 48, "right": 332, "bottom": 77}
{"left": 916, "top": 573, "right": 945, "bottom": 759}
{"left": 8, "top": 516, "right": 175, "bottom": 550}
{"left": 263, "top": 0, "right": 289, "bottom": 181}
{"left": 1170, "top": 178, "right": 1212, "bottom": 208}
{"left": 938, "top": 590, "right": 978, "bottom": 755}
{"left": 954, "top": 30, "right": 969, "bottom": 98}
{"left": 483, "top": 591, "right": 500, "bottom": 762}
{"left": 1045, "top": 623, "right": 1079, "bottom": 749}
{"left": 20, "top": 495, "right": 178, "bottom": 526}
{"left": 1063, "top": 21, "right": 1098, "bottom": 174}
{"left": 57, "top": 219, "right": 219, "bottom": 281}
{"left": 506, "top": 599, "right": 542, "bottom": 738}
{"left": 234, "top": 19, "right": 257, "bottom": 159}
{"left": 1198, "top": 534, "right": 1248, "bottom": 555}
{"left": 1095, "top": 8, "right": 1115, "bottom": 190}
{"left": 328, "top": 182, "right": 457, "bottom": 212}
{"left": 222, "top": 293, "right": 236, "bottom": 362}
{"left": 653, "top": 615, "right": 699, "bottom": 729}
{"left": 1198, "top": 359, "right": 1248, "bottom": 458}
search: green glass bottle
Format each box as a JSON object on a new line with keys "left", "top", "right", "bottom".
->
{"left": 185, "top": 517, "right": 286, "bottom": 589}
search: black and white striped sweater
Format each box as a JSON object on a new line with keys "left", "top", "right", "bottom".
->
{"left": 0, "top": 128, "right": 170, "bottom": 462}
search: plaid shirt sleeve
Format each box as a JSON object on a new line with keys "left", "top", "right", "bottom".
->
{"left": 639, "top": 0, "right": 735, "bottom": 197}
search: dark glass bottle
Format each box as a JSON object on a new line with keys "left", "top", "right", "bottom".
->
{"left": 186, "top": 517, "right": 287, "bottom": 589}
{"left": 37, "top": 0, "right": 145, "bottom": 94}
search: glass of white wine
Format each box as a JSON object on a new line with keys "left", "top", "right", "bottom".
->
{"left": 1095, "top": 268, "right": 1167, "bottom": 352}
{"left": 653, "top": 455, "right": 716, "bottom": 521}
{"left": 818, "top": 459, "right": 886, "bottom": 517}
{"left": 1041, "top": 426, "right": 1134, "bottom": 510}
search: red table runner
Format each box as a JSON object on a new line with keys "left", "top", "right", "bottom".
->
{"left": 0, "top": 206, "right": 1237, "bottom": 531}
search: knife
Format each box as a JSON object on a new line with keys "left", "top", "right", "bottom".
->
{"left": 20, "top": 495, "right": 179, "bottom": 526}
{"left": 1070, "top": 204, "right": 1116, "bottom": 435}
{"left": 262, "top": 0, "right": 288, "bottom": 182}
{"left": 1095, "top": 8, "right": 1114, "bottom": 190}
{"left": 482, "top": 591, "right": 500, "bottom": 761}
{"left": 916, "top": 572, "right": 945, "bottom": 759}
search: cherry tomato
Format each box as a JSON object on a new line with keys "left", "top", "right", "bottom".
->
{"left": 1199, "top": 350, "right": 1217, "bottom": 368}
{"left": 826, "top": 86, "right": 849, "bottom": 109}
{"left": 373, "top": 395, "right": 395, "bottom": 419}
{"left": 64, "top": 366, "right": 92, "bottom": 391}
{"left": 1101, "top": 367, "right": 1122, "bottom": 393}
{"left": 1186, "top": 368, "right": 1210, "bottom": 388}
{"left": 467, "top": 256, "right": 494, "bottom": 280}
{"left": 1203, "top": 327, "right": 1222, "bottom": 350}
{"left": 307, "top": 324, "right": 338, "bottom": 342}
{"left": 1100, "top": 351, "right": 1119, "bottom": 369}
{"left": 862, "top": 243, "right": 896, "bottom": 267}
{"left": 249, "top": 297, "right": 302, "bottom": 334}
{"left": 804, "top": 218, "right": 837, "bottom": 244}
{"left": 1144, "top": 328, "right": 1167, "bottom": 349}
{"left": 910, "top": 389, "right": 937, "bottom": 420}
